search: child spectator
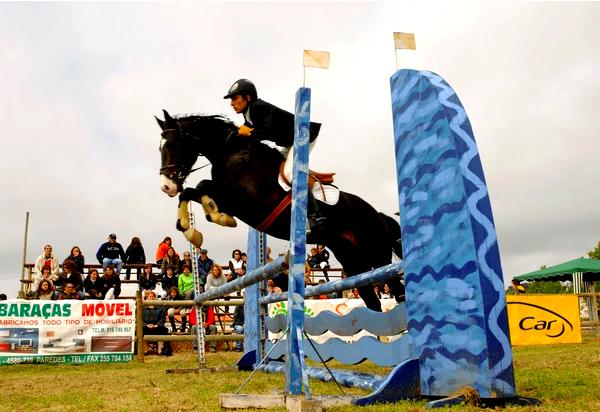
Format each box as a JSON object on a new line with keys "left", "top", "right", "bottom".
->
{"left": 96, "top": 233, "right": 126, "bottom": 275}
{"left": 142, "top": 290, "right": 172, "bottom": 356}
{"left": 125, "top": 236, "right": 146, "bottom": 280}
{"left": 64, "top": 246, "right": 85, "bottom": 274}
{"left": 160, "top": 266, "right": 178, "bottom": 298}
{"left": 84, "top": 269, "right": 103, "bottom": 299}
{"left": 190, "top": 305, "right": 217, "bottom": 353}
{"left": 178, "top": 264, "right": 196, "bottom": 299}
{"left": 35, "top": 279, "right": 55, "bottom": 300}
{"left": 197, "top": 248, "right": 213, "bottom": 285}
{"left": 161, "top": 247, "right": 180, "bottom": 276}
{"left": 155, "top": 236, "right": 172, "bottom": 264}
{"left": 205, "top": 265, "right": 227, "bottom": 292}
{"left": 56, "top": 282, "right": 82, "bottom": 300}
{"left": 62, "top": 260, "right": 84, "bottom": 292}
{"left": 179, "top": 251, "right": 194, "bottom": 275}
{"left": 101, "top": 265, "right": 121, "bottom": 299}
{"left": 33, "top": 266, "right": 55, "bottom": 291}
{"left": 139, "top": 264, "right": 157, "bottom": 291}
{"left": 165, "top": 286, "right": 189, "bottom": 332}
{"left": 228, "top": 249, "right": 245, "bottom": 282}
{"left": 232, "top": 305, "right": 245, "bottom": 352}
{"left": 33, "top": 244, "right": 60, "bottom": 280}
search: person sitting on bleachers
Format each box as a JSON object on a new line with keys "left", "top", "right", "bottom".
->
{"left": 232, "top": 304, "right": 244, "bottom": 352}
{"left": 33, "top": 266, "right": 55, "bottom": 292}
{"left": 178, "top": 264, "right": 196, "bottom": 300}
{"left": 139, "top": 264, "right": 157, "bottom": 292}
{"left": 161, "top": 247, "right": 180, "bottom": 277}
{"left": 33, "top": 244, "right": 60, "bottom": 282}
{"left": 227, "top": 249, "right": 245, "bottom": 282}
{"left": 35, "top": 279, "right": 55, "bottom": 300}
{"left": 83, "top": 269, "right": 103, "bottom": 299}
{"left": 101, "top": 265, "right": 121, "bottom": 299}
{"left": 160, "top": 266, "right": 178, "bottom": 299}
{"left": 56, "top": 282, "right": 82, "bottom": 300}
{"left": 190, "top": 305, "right": 217, "bottom": 353}
{"left": 64, "top": 246, "right": 85, "bottom": 275}
{"left": 179, "top": 251, "right": 194, "bottom": 275}
{"left": 205, "top": 265, "right": 227, "bottom": 292}
{"left": 165, "top": 286, "right": 189, "bottom": 333}
{"left": 142, "top": 290, "right": 172, "bottom": 356}
{"left": 62, "top": 260, "right": 83, "bottom": 293}
{"left": 197, "top": 248, "right": 213, "bottom": 285}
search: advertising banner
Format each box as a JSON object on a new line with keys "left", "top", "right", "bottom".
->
{"left": 0, "top": 299, "right": 135, "bottom": 365}
{"left": 506, "top": 295, "right": 581, "bottom": 345}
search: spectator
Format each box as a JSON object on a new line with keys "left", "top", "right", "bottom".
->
{"left": 33, "top": 266, "right": 55, "bottom": 292}
{"left": 125, "top": 237, "right": 146, "bottom": 280}
{"left": 161, "top": 247, "right": 180, "bottom": 276}
{"left": 155, "top": 236, "right": 172, "bottom": 264}
{"left": 165, "top": 286, "right": 189, "bottom": 333}
{"left": 197, "top": 248, "right": 213, "bottom": 285}
{"left": 101, "top": 265, "right": 121, "bottom": 299}
{"left": 373, "top": 284, "right": 382, "bottom": 299}
{"left": 228, "top": 249, "right": 245, "bottom": 282}
{"left": 142, "top": 290, "right": 172, "bottom": 356}
{"left": 315, "top": 244, "right": 331, "bottom": 282}
{"left": 307, "top": 248, "right": 319, "bottom": 268}
{"left": 62, "top": 260, "right": 83, "bottom": 293}
{"left": 160, "top": 266, "right": 178, "bottom": 298}
{"left": 267, "top": 279, "right": 282, "bottom": 294}
{"left": 381, "top": 283, "right": 392, "bottom": 299}
{"left": 35, "top": 279, "right": 55, "bottom": 300}
{"left": 232, "top": 304, "right": 245, "bottom": 352}
{"left": 316, "top": 279, "right": 329, "bottom": 299}
{"left": 139, "top": 264, "right": 157, "bottom": 292}
{"left": 0, "top": 294, "right": 7, "bottom": 300}
{"left": 33, "top": 244, "right": 59, "bottom": 280}
{"left": 96, "top": 233, "right": 126, "bottom": 275}
{"left": 190, "top": 306, "right": 217, "bottom": 353}
{"left": 56, "top": 282, "right": 82, "bottom": 300}
{"left": 178, "top": 264, "right": 195, "bottom": 300}
{"left": 84, "top": 269, "right": 103, "bottom": 299}
{"left": 179, "top": 251, "right": 194, "bottom": 275}
{"left": 64, "top": 246, "right": 85, "bottom": 274}
{"left": 205, "top": 265, "right": 227, "bottom": 292}
{"left": 350, "top": 288, "right": 360, "bottom": 299}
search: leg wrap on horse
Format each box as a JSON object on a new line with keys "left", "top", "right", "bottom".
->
{"left": 177, "top": 200, "right": 204, "bottom": 247}
{"left": 200, "top": 195, "right": 237, "bottom": 227}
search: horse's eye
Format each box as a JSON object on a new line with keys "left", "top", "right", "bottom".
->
{"left": 159, "top": 138, "right": 166, "bottom": 151}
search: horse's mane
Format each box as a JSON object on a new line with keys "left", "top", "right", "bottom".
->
{"left": 174, "top": 113, "right": 234, "bottom": 127}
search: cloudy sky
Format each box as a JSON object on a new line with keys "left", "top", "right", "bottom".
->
{"left": 1, "top": 1, "right": 599, "bottom": 298}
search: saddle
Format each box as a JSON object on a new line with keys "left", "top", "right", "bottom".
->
{"left": 278, "top": 161, "right": 335, "bottom": 189}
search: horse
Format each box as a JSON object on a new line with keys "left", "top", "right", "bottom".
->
{"left": 156, "top": 110, "right": 404, "bottom": 312}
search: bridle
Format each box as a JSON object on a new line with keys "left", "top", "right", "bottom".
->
{"left": 159, "top": 120, "right": 237, "bottom": 183}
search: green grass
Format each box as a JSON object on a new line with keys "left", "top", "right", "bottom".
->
{"left": 2, "top": 339, "right": 600, "bottom": 411}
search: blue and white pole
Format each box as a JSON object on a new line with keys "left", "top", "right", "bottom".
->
{"left": 285, "top": 87, "right": 311, "bottom": 396}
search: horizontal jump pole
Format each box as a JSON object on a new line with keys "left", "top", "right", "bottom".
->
{"left": 259, "top": 261, "right": 403, "bottom": 305}
{"left": 143, "top": 334, "right": 244, "bottom": 342}
{"left": 195, "top": 254, "right": 289, "bottom": 304}
{"left": 142, "top": 299, "right": 244, "bottom": 308}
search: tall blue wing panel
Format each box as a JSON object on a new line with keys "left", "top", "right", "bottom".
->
{"left": 390, "top": 69, "right": 515, "bottom": 397}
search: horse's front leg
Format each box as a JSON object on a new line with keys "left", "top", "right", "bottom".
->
{"left": 180, "top": 180, "right": 237, "bottom": 228}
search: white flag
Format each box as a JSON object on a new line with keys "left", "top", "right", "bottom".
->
{"left": 303, "top": 50, "right": 330, "bottom": 69}
{"left": 393, "top": 32, "right": 416, "bottom": 50}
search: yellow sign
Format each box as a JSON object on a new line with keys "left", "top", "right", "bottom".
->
{"left": 506, "top": 295, "right": 581, "bottom": 345}
{"left": 393, "top": 32, "right": 416, "bottom": 50}
{"left": 302, "top": 50, "right": 330, "bottom": 69}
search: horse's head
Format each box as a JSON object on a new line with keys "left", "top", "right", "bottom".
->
{"left": 156, "top": 110, "right": 199, "bottom": 197}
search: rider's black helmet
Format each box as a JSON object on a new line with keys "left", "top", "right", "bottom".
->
{"left": 223, "top": 79, "right": 257, "bottom": 100}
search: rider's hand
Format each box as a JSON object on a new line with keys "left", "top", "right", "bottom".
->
{"left": 238, "top": 125, "right": 253, "bottom": 137}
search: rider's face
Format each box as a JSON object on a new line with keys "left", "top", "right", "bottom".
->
{"left": 230, "top": 95, "right": 248, "bottom": 113}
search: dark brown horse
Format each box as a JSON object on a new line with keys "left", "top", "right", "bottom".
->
{"left": 156, "top": 110, "right": 403, "bottom": 311}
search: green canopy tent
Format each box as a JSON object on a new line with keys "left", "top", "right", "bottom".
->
{"left": 515, "top": 257, "right": 600, "bottom": 282}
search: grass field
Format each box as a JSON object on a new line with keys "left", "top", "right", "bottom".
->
{"left": 2, "top": 338, "right": 600, "bottom": 411}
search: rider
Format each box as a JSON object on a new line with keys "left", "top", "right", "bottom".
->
{"left": 224, "top": 78, "right": 326, "bottom": 233}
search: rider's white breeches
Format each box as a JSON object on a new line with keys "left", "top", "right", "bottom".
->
{"left": 282, "top": 141, "right": 316, "bottom": 183}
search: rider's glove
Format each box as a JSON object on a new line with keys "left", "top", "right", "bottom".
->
{"left": 238, "top": 125, "right": 253, "bottom": 137}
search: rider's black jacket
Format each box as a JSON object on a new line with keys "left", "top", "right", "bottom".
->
{"left": 244, "top": 99, "right": 321, "bottom": 148}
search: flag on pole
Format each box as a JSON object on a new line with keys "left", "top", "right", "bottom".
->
{"left": 303, "top": 50, "right": 330, "bottom": 69}
{"left": 393, "top": 32, "right": 416, "bottom": 50}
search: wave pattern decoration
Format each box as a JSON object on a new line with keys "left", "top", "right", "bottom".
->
{"left": 265, "top": 334, "right": 410, "bottom": 367}
{"left": 265, "top": 303, "right": 408, "bottom": 336}
{"left": 391, "top": 69, "right": 515, "bottom": 397}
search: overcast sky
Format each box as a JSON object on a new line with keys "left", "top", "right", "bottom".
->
{"left": 1, "top": 1, "right": 599, "bottom": 298}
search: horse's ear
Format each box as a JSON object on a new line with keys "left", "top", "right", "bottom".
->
{"left": 155, "top": 116, "right": 166, "bottom": 130}
{"left": 163, "top": 110, "right": 175, "bottom": 126}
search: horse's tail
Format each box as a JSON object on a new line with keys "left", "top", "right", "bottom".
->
{"left": 378, "top": 212, "right": 403, "bottom": 259}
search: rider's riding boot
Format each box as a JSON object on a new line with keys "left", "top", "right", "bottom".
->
{"left": 200, "top": 195, "right": 237, "bottom": 227}
{"left": 307, "top": 191, "right": 326, "bottom": 235}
